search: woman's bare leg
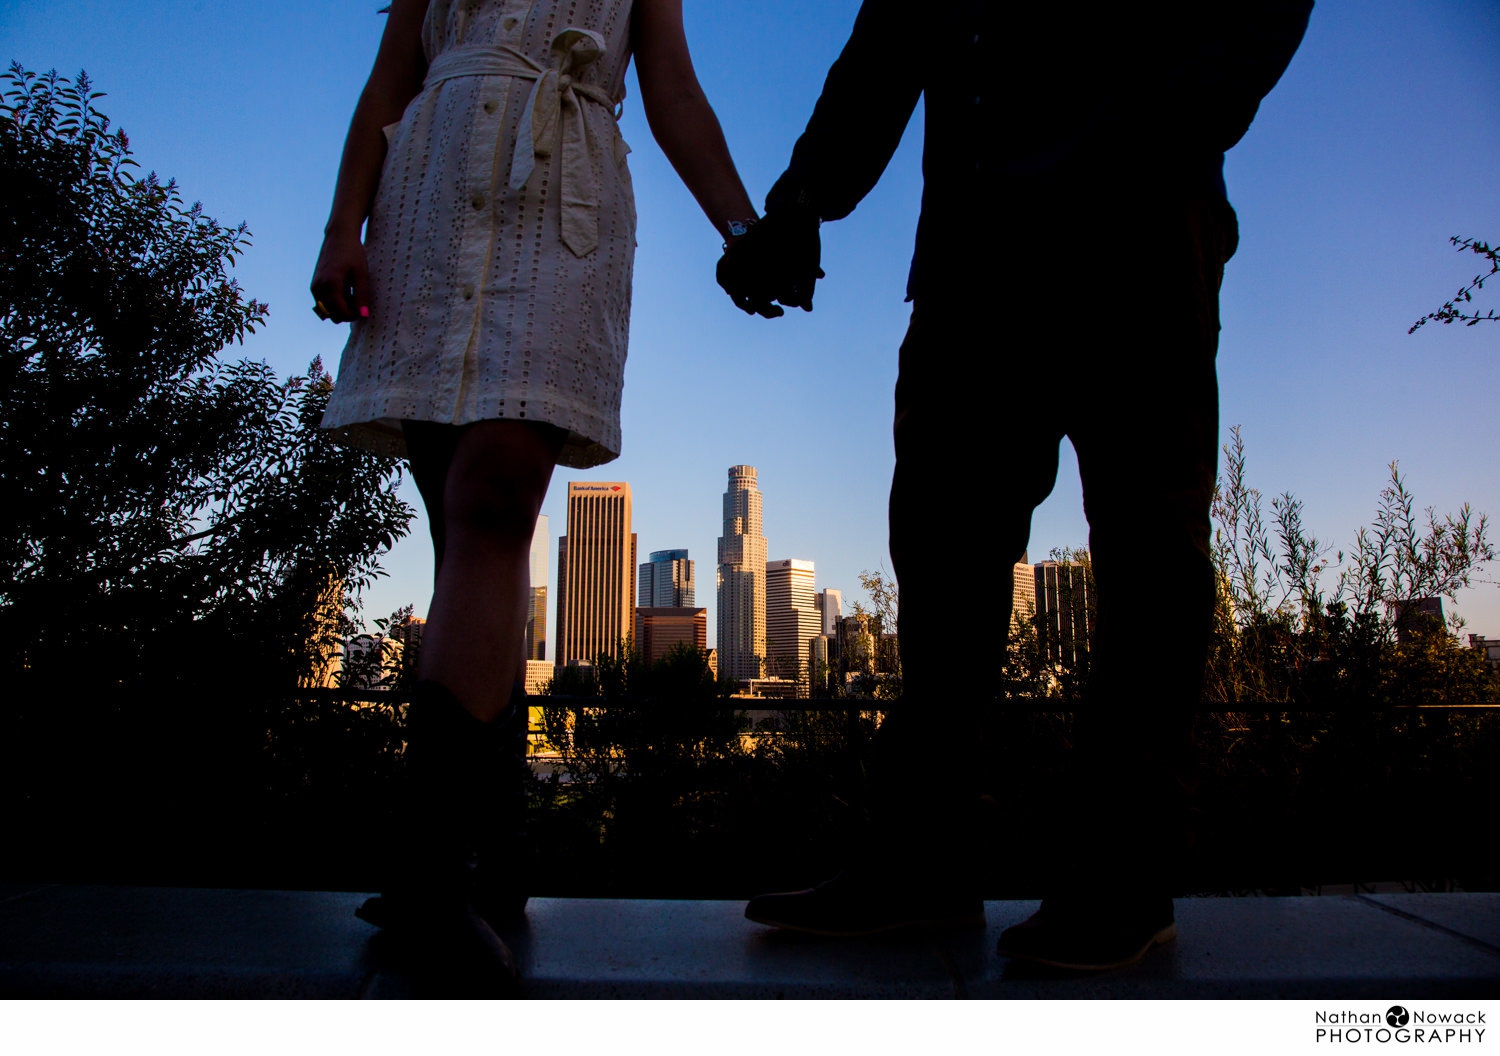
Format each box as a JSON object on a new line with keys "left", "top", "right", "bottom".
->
{"left": 405, "top": 422, "right": 459, "bottom": 574}
{"left": 404, "top": 419, "right": 565, "bottom": 723}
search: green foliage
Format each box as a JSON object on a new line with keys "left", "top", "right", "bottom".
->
{"left": 531, "top": 641, "right": 780, "bottom": 894}
{"left": 338, "top": 605, "right": 424, "bottom": 690}
{"left": 1410, "top": 236, "right": 1499, "bottom": 332}
{"left": 540, "top": 640, "right": 738, "bottom": 783}
{"left": 1205, "top": 426, "right": 1496, "bottom": 706}
{"left": 999, "top": 606, "right": 1075, "bottom": 702}
{"left": 854, "top": 568, "right": 902, "bottom": 699}
{"left": 0, "top": 67, "right": 413, "bottom": 690}
{"left": 994, "top": 548, "right": 1095, "bottom": 704}
{"left": 1, "top": 65, "right": 417, "bottom": 889}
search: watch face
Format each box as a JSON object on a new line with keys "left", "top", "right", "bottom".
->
{"left": 728, "top": 219, "right": 757, "bottom": 237}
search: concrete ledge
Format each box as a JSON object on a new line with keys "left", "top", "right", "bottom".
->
{"left": 1, "top": 884, "right": 1497, "bottom": 998}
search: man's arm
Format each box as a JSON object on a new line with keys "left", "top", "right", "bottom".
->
{"left": 765, "top": 0, "right": 926, "bottom": 220}
{"left": 1140, "top": 1, "right": 1315, "bottom": 156}
{"left": 716, "top": 0, "right": 924, "bottom": 315}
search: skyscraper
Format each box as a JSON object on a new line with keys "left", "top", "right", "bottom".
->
{"left": 525, "top": 514, "right": 549, "bottom": 661}
{"left": 1034, "top": 559, "right": 1093, "bottom": 666}
{"left": 717, "top": 465, "right": 767, "bottom": 682}
{"left": 815, "top": 587, "right": 843, "bottom": 636}
{"left": 1011, "top": 549, "right": 1036, "bottom": 635}
{"left": 766, "top": 558, "right": 820, "bottom": 687}
{"left": 633, "top": 607, "right": 708, "bottom": 666}
{"left": 556, "top": 482, "right": 635, "bottom": 665}
{"left": 638, "top": 548, "right": 695, "bottom": 608}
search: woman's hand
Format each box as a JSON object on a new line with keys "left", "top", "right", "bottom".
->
{"left": 716, "top": 205, "right": 824, "bottom": 317}
{"left": 311, "top": 228, "right": 372, "bottom": 324}
{"left": 310, "top": 0, "right": 430, "bottom": 324}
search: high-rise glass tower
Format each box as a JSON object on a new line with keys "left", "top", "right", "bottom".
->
{"left": 525, "top": 514, "right": 549, "bottom": 660}
{"left": 556, "top": 482, "right": 636, "bottom": 665}
{"left": 766, "top": 558, "right": 819, "bottom": 687}
{"left": 717, "top": 465, "right": 766, "bottom": 682}
{"left": 638, "top": 548, "right": 695, "bottom": 608}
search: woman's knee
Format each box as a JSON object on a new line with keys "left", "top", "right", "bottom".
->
{"left": 441, "top": 422, "right": 559, "bottom": 546}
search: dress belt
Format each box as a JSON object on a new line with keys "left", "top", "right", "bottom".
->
{"left": 425, "top": 29, "right": 620, "bottom": 257}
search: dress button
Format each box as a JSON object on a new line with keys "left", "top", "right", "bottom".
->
{"left": 483, "top": 100, "right": 497, "bottom": 114}
{"left": 462, "top": 285, "right": 474, "bottom": 300}
{"left": 471, "top": 193, "right": 485, "bottom": 210}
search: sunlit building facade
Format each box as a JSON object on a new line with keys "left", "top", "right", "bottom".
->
{"left": 633, "top": 606, "right": 708, "bottom": 666}
{"left": 766, "top": 558, "right": 819, "bottom": 688}
{"left": 525, "top": 514, "right": 549, "bottom": 661}
{"left": 717, "top": 465, "right": 767, "bottom": 683}
{"left": 556, "top": 482, "right": 636, "bottom": 666}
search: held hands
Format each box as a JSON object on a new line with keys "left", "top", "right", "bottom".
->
{"left": 716, "top": 205, "right": 824, "bottom": 318}
{"left": 310, "top": 229, "right": 372, "bottom": 324}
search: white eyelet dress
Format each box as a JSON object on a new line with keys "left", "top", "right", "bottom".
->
{"left": 319, "top": 0, "right": 637, "bottom": 468}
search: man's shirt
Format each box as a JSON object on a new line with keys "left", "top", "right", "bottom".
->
{"left": 766, "top": 1, "right": 1314, "bottom": 300}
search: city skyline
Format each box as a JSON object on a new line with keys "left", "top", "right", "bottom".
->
{"left": 545, "top": 468, "right": 1103, "bottom": 688}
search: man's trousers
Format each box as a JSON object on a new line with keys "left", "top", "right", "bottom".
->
{"left": 885, "top": 191, "right": 1240, "bottom": 893}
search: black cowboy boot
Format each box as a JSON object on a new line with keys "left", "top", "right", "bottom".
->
{"left": 356, "top": 680, "right": 520, "bottom": 996}
{"left": 358, "top": 684, "right": 531, "bottom": 932}
{"left": 470, "top": 684, "right": 532, "bottom": 926}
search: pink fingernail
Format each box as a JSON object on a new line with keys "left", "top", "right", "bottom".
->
{"left": 359, "top": 306, "right": 370, "bottom": 318}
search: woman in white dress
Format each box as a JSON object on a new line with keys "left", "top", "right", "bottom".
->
{"left": 310, "top": 0, "right": 772, "bottom": 989}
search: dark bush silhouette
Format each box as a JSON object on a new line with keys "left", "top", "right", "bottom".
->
{"left": 1, "top": 66, "right": 412, "bottom": 887}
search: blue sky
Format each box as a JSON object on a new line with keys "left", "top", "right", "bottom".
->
{"left": 3, "top": 0, "right": 1497, "bottom": 648}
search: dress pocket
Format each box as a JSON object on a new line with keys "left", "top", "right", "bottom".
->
{"left": 613, "top": 131, "right": 637, "bottom": 246}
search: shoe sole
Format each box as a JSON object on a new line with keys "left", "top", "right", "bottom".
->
{"left": 997, "top": 922, "right": 1177, "bottom": 972}
{"left": 744, "top": 910, "right": 988, "bottom": 938}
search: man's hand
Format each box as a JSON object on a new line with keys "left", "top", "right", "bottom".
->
{"left": 716, "top": 205, "right": 824, "bottom": 318}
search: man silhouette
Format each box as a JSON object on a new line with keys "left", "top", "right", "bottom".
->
{"left": 718, "top": 1, "right": 1314, "bottom": 969}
